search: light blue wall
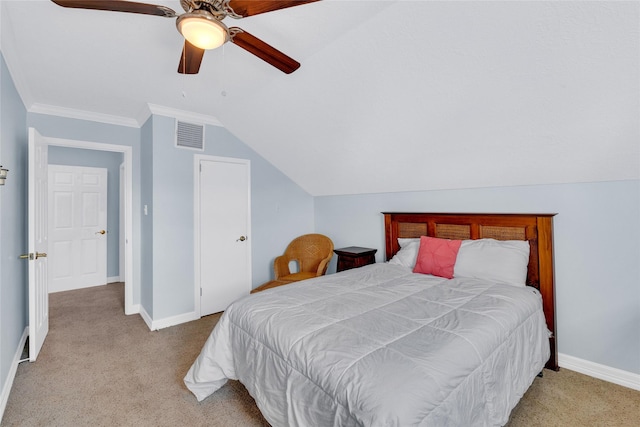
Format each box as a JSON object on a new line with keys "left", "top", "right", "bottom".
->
{"left": 148, "top": 115, "right": 314, "bottom": 320}
{"left": 0, "top": 52, "right": 27, "bottom": 397}
{"left": 149, "top": 115, "right": 192, "bottom": 319}
{"left": 314, "top": 180, "right": 640, "bottom": 375}
{"left": 48, "top": 146, "right": 123, "bottom": 280}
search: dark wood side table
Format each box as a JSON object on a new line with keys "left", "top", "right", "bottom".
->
{"left": 334, "top": 247, "right": 377, "bottom": 272}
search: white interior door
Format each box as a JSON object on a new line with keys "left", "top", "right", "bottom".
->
{"left": 27, "top": 128, "right": 49, "bottom": 361}
{"left": 197, "top": 156, "right": 251, "bottom": 316}
{"left": 48, "top": 165, "right": 108, "bottom": 293}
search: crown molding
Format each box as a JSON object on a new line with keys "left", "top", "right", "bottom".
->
{"left": 28, "top": 103, "right": 140, "bottom": 128}
{"left": 143, "top": 103, "right": 223, "bottom": 127}
{"left": 27, "top": 103, "right": 224, "bottom": 130}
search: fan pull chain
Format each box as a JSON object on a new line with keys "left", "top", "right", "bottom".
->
{"left": 220, "top": 43, "right": 227, "bottom": 98}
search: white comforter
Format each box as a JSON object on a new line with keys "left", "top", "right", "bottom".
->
{"left": 184, "top": 263, "right": 550, "bottom": 426}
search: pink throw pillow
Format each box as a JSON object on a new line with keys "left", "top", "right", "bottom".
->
{"left": 413, "top": 236, "right": 462, "bottom": 279}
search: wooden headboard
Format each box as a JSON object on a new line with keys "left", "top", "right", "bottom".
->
{"left": 383, "top": 212, "right": 558, "bottom": 371}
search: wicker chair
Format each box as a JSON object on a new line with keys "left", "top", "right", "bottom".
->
{"left": 252, "top": 234, "right": 334, "bottom": 293}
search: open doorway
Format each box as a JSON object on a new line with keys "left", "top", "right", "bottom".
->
{"left": 41, "top": 136, "right": 135, "bottom": 315}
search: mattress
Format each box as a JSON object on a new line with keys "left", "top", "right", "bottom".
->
{"left": 185, "top": 263, "right": 550, "bottom": 426}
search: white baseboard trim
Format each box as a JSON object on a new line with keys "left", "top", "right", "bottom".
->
{"left": 139, "top": 306, "right": 199, "bottom": 331}
{"left": 49, "top": 278, "right": 123, "bottom": 293}
{"left": 139, "top": 306, "right": 153, "bottom": 331}
{"left": 49, "top": 281, "right": 108, "bottom": 294}
{"left": 125, "top": 303, "right": 141, "bottom": 316}
{"left": 151, "top": 311, "right": 200, "bottom": 331}
{"left": 559, "top": 353, "right": 640, "bottom": 391}
{"left": 0, "top": 327, "right": 28, "bottom": 424}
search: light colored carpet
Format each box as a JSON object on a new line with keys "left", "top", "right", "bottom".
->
{"left": 2, "top": 283, "right": 639, "bottom": 426}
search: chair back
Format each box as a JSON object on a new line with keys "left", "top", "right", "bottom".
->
{"left": 284, "top": 234, "right": 334, "bottom": 275}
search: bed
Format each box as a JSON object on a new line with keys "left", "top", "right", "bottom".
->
{"left": 185, "top": 212, "right": 557, "bottom": 426}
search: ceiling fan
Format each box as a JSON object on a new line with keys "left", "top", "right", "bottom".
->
{"left": 51, "top": 0, "right": 320, "bottom": 74}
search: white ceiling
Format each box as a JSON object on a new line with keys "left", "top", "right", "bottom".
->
{"left": 2, "top": 0, "right": 638, "bottom": 196}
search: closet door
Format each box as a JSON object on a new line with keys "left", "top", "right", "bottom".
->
{"left": 197, "top": 156, "right": 251, "bottom": 316}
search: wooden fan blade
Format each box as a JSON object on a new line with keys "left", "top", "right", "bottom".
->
{"left": 51, "top": 0, "right": 176, "bottom": 17}
{"left": 230, "top": 28, "right": 300, "bottom": 74}
{"left": 178, "top": 40, "right": 205, "bottom": 74}
{"left": 226, "top": 0, "right": 320, "bottom": 18}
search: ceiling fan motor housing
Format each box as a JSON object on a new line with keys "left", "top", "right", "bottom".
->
{"left": 181, "top": 0, "right": 227, "bottom": 16}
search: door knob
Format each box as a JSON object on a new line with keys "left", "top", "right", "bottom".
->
{"left": 96, "top": 230, "right": 106, "bottom": 235}
{"left": 236, "top": 236, "right": 246, "bottom": 242}
{"left": 19, "top": 253, "right": 33, "bottom": 260}
{"left": 35, "top": 252, "right": 47, "bottom": 259}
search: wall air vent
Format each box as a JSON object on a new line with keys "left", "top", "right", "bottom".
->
{"left": 176, "top": 120, "right": 204, "bottom": 151}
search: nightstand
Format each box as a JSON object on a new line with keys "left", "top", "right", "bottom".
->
{"left": 334, "top": 247, "right": 377, "bottom": 272}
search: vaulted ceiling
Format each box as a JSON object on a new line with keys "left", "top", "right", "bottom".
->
{"left": 2, "top": 1, "right": 638, "bottom": 196}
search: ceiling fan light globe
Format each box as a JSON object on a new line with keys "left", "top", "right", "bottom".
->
{"left": 177, "top": 11, "right": 228, "bottom": 50}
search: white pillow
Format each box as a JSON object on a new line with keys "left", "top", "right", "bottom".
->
{"left": 398, "top": 238, "right": 420, "bottom": 248}
{"left": 453, "top": 239, "right": 530, "bottom": 286}
{"left": 388, "top": 238, "right": 420, "bottom": 268}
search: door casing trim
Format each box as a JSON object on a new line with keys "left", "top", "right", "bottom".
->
{"left": 41, "top": 136, "right": 135, "bottom": 315}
